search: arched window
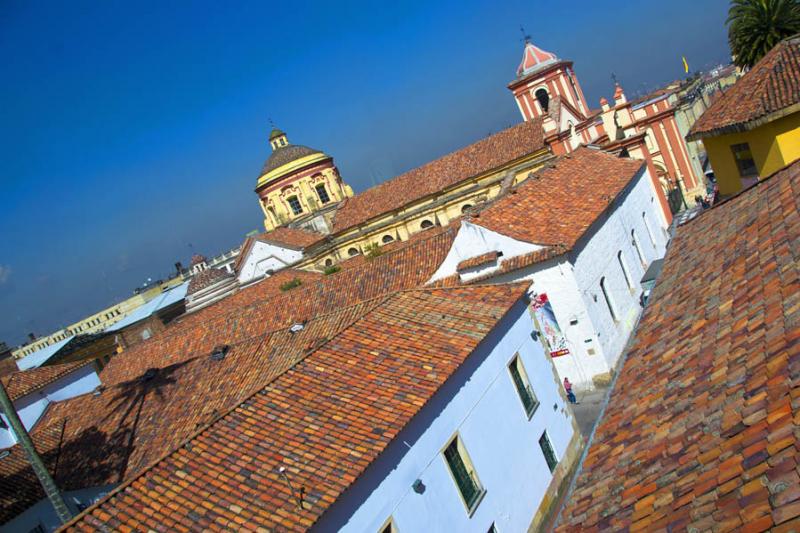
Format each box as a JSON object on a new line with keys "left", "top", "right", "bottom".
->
{"left": 324, "top": 258, "right": 333, "bottom": 267}
{"left": 347, "top": 247, "right": 360, "bottom": 257}
{"left": 461, "top": 204, "right": 473, "bottom": 214}
{"left": 535, "top": 88, "right": 550, "bottom": 113}
{"left": 420, "top": 219, "right": 434, "bottom": 229}
{"left": 642, "top": 212, "right": 656, "bottom": 247}
{"left": 631, "top": 229, "right": 646, "bottom": 266}
{"left": 382, "top": 235, "right": 394, "bottom": 244}
{"left": 617, "top": 251, "right": 633, "bottom": 290}
{"left": 600, "top": 277, "right": 617, "bottom": 321}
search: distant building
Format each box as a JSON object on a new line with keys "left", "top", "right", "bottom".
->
{"left": 508, "top": 40, "right": 705, "bottom": 218}
{"left": 256, "top": 128, "right": 354, "bottom": 232}
{"left": 688, "top": 36, "right": 800, "bottom": 196}
{"left": 183, "top": 254, "right": 238, "bottom": 313}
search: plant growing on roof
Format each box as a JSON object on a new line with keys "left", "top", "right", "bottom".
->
{"left": 323, "top": 265, "right": 341, "bottom": 275}
{"left": 364, "top": 242, "right": 384, "bottom": 260}
{"left": 280, "top": 278, "right": 303, "bottom": 291}
{"left": 727, "top": 0, "right": 800, "bottom": 68}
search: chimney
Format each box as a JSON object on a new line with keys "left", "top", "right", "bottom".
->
{"left": 600, "top": 96, "right": 610, "bottom": 112}
{"left": 175, "top": 261, "right": 183, "bottom": 276}
{"left": 28, "top": 333, "right": 36, "bottom": 342}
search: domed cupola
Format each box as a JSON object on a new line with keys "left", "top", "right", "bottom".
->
{"left": 516, "top": 40, "right": 559, "bottom": 78}
{"left": 254, "top": 125, "right": 354, "bottom": 231}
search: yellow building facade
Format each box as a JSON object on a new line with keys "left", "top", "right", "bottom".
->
{"left": 688, "top": 36, "right": 800, "bottom": 196}
{"left": 256, "top": 128, "right": 353, "bottom": 231}
{"left": 12, "top": 276, "right": 184, "bottom": 359}
{"left": 700, "top": 113, "right": 800, "bottom": 195}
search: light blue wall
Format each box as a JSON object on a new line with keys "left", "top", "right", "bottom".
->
{"left": 0, "top": 365, "right": 100, "bottom": 449}
{"left": 314, "top": 299, "right": 575, "bottom": 532}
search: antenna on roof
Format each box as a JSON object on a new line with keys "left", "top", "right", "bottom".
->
{"left": 277, "top": 466, "right": 305, "bottom": 509}
{"left": 519, "top": 26, "right": 531, "bottom": 44}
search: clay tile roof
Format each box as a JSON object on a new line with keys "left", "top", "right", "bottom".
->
{"left": 556, "top": 159, "right": 800, "bottom": 531}
{"left": 260, "top": 144, "right": 325, "bottom": 177}
{"left": 456, "top": 250, "right": 501, "bottom": 271}
{"left": 475, "top": 147, "right": 644, "bottom": 247}
{"left": 186, "top": 267, "right": 232, "bottom": 296}
{"left": 257, "top": 226, "right": 325, "bottom": 249}
{"left": 1, "top": 360, "right": 91, "bottom": 402}
{"left": 63, "top": 282, "right": 530, "bottom": 531}
{"left": 0, "top": 227, "right": 458, "bottom": 526}
{"left": 331, "top": 119, "right": 546, "bottom": 233}
{"left": 689, "top": 36, "right": 800, "bottom": 139}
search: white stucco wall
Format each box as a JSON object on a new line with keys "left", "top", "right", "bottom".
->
{"left": 236, "top": 241, "right": 304, "bottom": 285}
{"left": 314, "top": 300, "right": 576, "bottom": 533}
{"left": 0, "top": 365, "right": 100, "bottom": 449}
{"left": 569, "top": 165, "right": 668, "bottom": 370}
{"left": 1, "top": 485, "right": 114, "bottom": 533}
{"left": 428, "top": 221, "right": 543, "bottom": 283}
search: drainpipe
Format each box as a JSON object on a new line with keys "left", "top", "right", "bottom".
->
{"left": 0, "top": 382, "right": 73, "bottom": 525}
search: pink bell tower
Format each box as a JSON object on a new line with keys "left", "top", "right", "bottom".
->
{"left": 507, "top": 39, "right": 590, "bottom": 123}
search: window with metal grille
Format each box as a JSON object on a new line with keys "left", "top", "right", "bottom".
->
{"left": 539, "top": 431, "right": 558, "bottom": 473}
{"left": 731, "top": 143, "right": 758, "bottom": 177}
{"left": 508, "top": 354, "right": 539, "bottom": 418}
{"left": 443, "top": 435, "right": 483, "bottom": 512}
{"left": 287, "top": 196, "right": 302, "bottom": 215}
{"left": 315, "top": 184, "right": 330, "bottom": 204}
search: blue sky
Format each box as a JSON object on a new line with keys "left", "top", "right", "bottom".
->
{"left": 0, "top": 0, "right": 731, "bottom": 346}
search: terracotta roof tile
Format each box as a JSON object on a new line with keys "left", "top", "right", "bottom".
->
{"left": 1, "top": 360, "right": 92, "bottom": 402}
{"left": 474, "top": 147, "right": 644, "bottom": 247}
{"left": 456, "top": 250, "right": 501, "bottom": 271}
{"left": 331, "top": 119, "right": 545, "bottom": 233}
{"left": 556, "top": 159, "right": 800, "bottom": 531}
{"left": 689, "top": 36, "right": 800, "bottom": 138}
{"left": 0, "top": 227, "right": 457, "bottom": 526}
{"left": 186, "top": 267, "right": 232, "bottom": 296}
{"left": 63, "top": 283, "right": 530, "bottom": 531}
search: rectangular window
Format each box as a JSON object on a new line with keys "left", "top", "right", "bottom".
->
{"left": 508, "top": 355, "right": 539, "bottom": 418}
{"left": 315, "top": 183, "right": 331, "bottom": 204}
{"left": 443, "top": 435, "right": 484, "bottom": 513}
{"left": 287, "top": 196, "right": 303, "bottom": 215}
{"left": 731, "top": 143, "right": 758, "bottom": 178}
{"left": 539, "top": 431, "right": 558, "bottom": 473}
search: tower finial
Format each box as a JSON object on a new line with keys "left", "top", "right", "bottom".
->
{"left": 520, "top": 26, "right": 531, "bottom": 44}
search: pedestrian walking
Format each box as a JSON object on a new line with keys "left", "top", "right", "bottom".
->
{"left": 564, "top": 377, "right": 577, "bottom": 404}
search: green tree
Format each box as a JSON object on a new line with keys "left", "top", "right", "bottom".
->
{"left": 727, "top": 0, "right": 800, "bottom": 68}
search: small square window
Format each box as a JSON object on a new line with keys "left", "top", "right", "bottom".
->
{"left": 287, "top": 196, "right": 303, "bottom": 215}
{"left": 443, "top": 435, "right": 484, "bottom": 514}
{"left": 731, "top": 143, "right": 758, "bottom": 178}
{"left": 539, "top": 431, "right": 558, "bottom": 473}
{"left": 508, "top": 354, "right": 539, "bottom": 418}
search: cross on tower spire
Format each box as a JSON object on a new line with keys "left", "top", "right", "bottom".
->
{"left": 519, "top": 26, "right": 531, "bottom": 44}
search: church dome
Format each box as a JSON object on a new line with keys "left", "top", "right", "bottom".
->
{"left": 516, "top": 41, "right": 559, "bottom": 78}
{"left": 260, "top": 144, "right": 326, "bottom": 176}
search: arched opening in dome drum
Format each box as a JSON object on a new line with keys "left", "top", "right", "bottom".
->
{"left": 347, "top": 248, "right": 360, "bottom": 257}
{"left": 420, "top": 219, "right": 434, "bottom": 230}
{"left": 535, "top": 88, "right": 549, "bottom": 112}
{"left": 461, "top": 204, "right": 473, "bottom": 214}
{"left": 382, "top": 235, "right": 394, "bottom": 244}
{"left": 324, "top": 258, "right": 333, "bottom": 267}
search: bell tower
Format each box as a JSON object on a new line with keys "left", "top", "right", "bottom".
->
{"left": 507, "top": 39, "right": 590, "bottom": 122}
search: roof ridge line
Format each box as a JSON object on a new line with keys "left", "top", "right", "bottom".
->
{"left": 58, "top": 291, "right": 400, "bottom": 530}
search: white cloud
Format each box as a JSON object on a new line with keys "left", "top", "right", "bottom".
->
{"left": 0, "top": 265, "right": 10, "bottom": 284}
